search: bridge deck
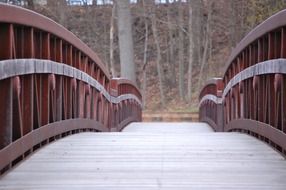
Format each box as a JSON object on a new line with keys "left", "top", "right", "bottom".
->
{"left": 1, "top": 122, "right": 286, "bottom": 189}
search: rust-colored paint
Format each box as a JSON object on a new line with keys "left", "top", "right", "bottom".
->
{"left": 0, "top": 4, "right": 141, "bottom": 175}
{"left": 200, "top": 8, "right": 286, "bottom": 156}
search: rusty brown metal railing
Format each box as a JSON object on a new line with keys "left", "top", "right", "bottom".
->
{"left": 0, "top": 3, "right": 142, "bottom": 175}
{"left": 199, "top": 9, "right": 286, "bottom": 156}
{"left": 199, "top": 78, "right": 223, "bottom": 132}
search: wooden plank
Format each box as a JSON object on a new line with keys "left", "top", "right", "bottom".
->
{"left": 0, "top": 122, "right": 286, "bottom": 189}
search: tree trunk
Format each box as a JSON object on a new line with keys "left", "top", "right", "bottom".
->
{"left": 116, "top": 0, "right": 136, "bottom": 84}
{"left": 229, "top": 0, "right": 237, "bottom": 48}
{"left": 178, "top": 0, "right": 185, "bottom": 100}
{"left": 151, "top": 5, "right": 166, "bottom": 107}
{"left": 26, "top": 0, "right": 34, "bottom": 9}
{"left": 187, "top": 0, "right": 194, "bottom": 101}
{"left": 198, "top": 1, "right": 213, "bottom": 88}
{"left": 109, "top": 4, "right": 116, "bottom": 77}
{"left": 166, "top": 0, "right": 176, "bottom": 87}
{"left": 103, "top": 12, "right": 109, "bottom": 71}
{"left": 192, "top": 0, "right": 203, "bottom": 67}
{"left": 142, "top": 0, "right": 149, "bottom": 108}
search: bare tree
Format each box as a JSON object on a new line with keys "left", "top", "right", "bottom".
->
{"left": 103, "top": 9, "right": 109, "bottom": 70}
{"left": 198, "top": 0, "right": 213, "bottom": 88}
{"left": 109, "top": 3, "right": 116, "bottom": 77}
{"left": 142, "top": 0, "right": 149, "bottom": 108}
{"left": 116, "top": 0, "right": 136, "bottom": 83}
{"left": 229, "top": 0, "right": 249, "bottom": 48}
{"left": 178, "top": 0, "right": 185, "bottom": 100}
{"left": 151, "top": 2, "right": 166, "bottom": 107}
{"left": 187, "top": 0, "right": 193, "bottom": 101}
{"left": 166, "top": 0, "right": 176, "bottom": 87}
{"left": 47, "top": 0, "right": 68, "bottom": 26}
{"left": 191, "top": 0, "right": 203, "bottom": 67}
{"left": 26, "top": 0, "right": 34, "bottom": 8}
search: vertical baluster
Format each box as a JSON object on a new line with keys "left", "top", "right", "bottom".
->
{"left": 268, "top": 33, "right": 275, "bottom": 127}
{"left": 94, "top": 91, "right": 99, "bottom": 121}
{"left": 84, "top": 85, "right": 91, "bottom": 119}
{"left": 274, "top": 74, "right": 282, "bottom": 131}
{"left": 40, "top": 33, "right": 50, "bottom": 126}
{"left": 281, "top": 28, "right": 286, "bottom": 58}
{"left": 55, "top": 39, "right": 63, "bottom": 122}
{"left": 33, "top": 31, "right": 42, "bottom": 130}
{"left": 90, "top": 88, "right": 95, "bottom": 120}
{"left": 77, "top": 80, "right": 85, "bottom": 118}
{"left": 21, "top": 27, "right": 34, "bottom": 135}
{"left": 71, "top": 78, "right": 77, "bottom": 119}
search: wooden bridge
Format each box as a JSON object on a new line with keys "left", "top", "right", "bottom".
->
{"left": 1, "top": 122, "right": 286, "bottom": 189}
{"left": 1, "top": 3, "right": 286, "bottom": 189}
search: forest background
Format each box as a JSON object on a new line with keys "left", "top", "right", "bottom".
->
{"left": 2, "top": 0, "right": 285, "bottom": 112}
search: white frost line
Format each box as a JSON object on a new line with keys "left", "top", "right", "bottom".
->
{"left": 199, "top": 94, "right": 222, "bottom": 107}
{"left": 0, "top": 59, "right": 142, "bottom": 106}
{"left": 223, "top": 58, "right": 286, "bottom": 98}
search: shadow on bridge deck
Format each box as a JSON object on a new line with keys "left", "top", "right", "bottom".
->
{"left": 0, "top": 122, "right": 286, "bottom": 190}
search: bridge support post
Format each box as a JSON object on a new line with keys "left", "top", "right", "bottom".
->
{"left": 217, "top": 103, "right": 224, "bottom": 132}
{"left": 0, "top": 79, "right": 12, "bottom": 149}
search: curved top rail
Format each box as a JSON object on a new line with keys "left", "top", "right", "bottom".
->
{"left": 223, "top": 9, "right": 286, "bottom": 76}
{"left": 111, "top": 78, "right": 142, "bottom": 100}
{"left": 202, "top": 78, "right": 223, "bottom": 89}
{"left": 0, "top": 3, "right": 110, "bottom": 78}
{"left": 199, "top": 78, "right": 223, "bottom": 100}
{"left": 111, "top": 78, "right": 140, "bottom": 93}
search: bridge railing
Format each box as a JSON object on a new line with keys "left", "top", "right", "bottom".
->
{"left": 0, "top": 4, "right": 142, "bottom": 174}
{"left": 199, "top": 78, "right": 223, "bottom": 131}
{"left": 200, "top": 9, "right": 286, "bottom": 155}
{"left": 110, "top": 78, "right": 142, "bottom": 131}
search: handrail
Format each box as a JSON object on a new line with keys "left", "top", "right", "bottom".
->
{"left": 0, "top": 3, "right": 110, "bottom": 78}
{"left": 223, "top": 9, "right": 286, "bottom": 77}
{"left": 199, "top": 8, "right": 286, "bottom": 156}
{"left": 111, "top": 78, "right": 142, "bottom": 101}
{"left": 199, "top": 78, "right": 223, "bottom": 132}
{"left": 0, "top": 4, "right": 142, "bottom": 175}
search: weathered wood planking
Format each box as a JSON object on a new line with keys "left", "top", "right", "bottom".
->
{"left": 0, "top": 122, "right": 286, "bottom": 189}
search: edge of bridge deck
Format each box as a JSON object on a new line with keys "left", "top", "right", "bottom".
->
{"left": 123, "top": 122, "right": 214, "bottom": 133}
{"left": 1, "top": 123, "right": 286, "bottom": 189}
